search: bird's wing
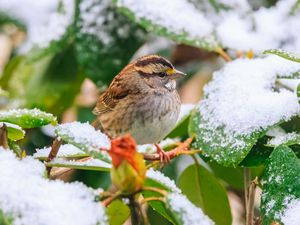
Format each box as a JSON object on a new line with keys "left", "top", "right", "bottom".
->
{"left": 93, "top": 80, "right": 129, "bottom": 115}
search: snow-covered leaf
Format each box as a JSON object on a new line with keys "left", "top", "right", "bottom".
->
{"left": 143, "top": 169, "right": 181, "bottom": 223}
{"left": 46, "top": 158, "right": 111, "bottom": 172}
{"left": 75, "top": 0, "right": 146, "bottom": 84}
{"left": 0, "top": 150, "right": 108, "bottom": 225}
{"left": 165, "top": 193, "right": 214, "bottom": 225}
{"left": 0, "top": 109, "right": 57, "bottom": 129}
{"left": 1, "top": 122, "right": 25, "bottom": 141}
{"left": 189, "top": 56, "right": 300, "bottom": 166}
{"left": 267, "top": 132, "right": 300, "bottom": 147}
{"left": 55, "top": 122, "right": 111, "bottom": 162}
{"left": 264, "top": 49, "right": 300, "bottom": 64}
{"left": 114, "top": 0, "right": 220, "bottom": 51}
{"left": 178, "top": 164, "right": 231, "bottom": 225}
{"left": 261, "top": 145, "right": 300, "bottom": 225}
{"left": 34, "top": 144, "right": 88, "bottom": 160}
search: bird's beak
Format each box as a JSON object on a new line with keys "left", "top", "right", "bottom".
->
{"left": 168, "top": 69, "right": 186, "bottom": 79}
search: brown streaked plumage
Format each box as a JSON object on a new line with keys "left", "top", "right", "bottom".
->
{"left": 93, "top": 54, "right": 185, "bottom": 144}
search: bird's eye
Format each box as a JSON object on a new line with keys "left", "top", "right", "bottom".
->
{"left": 158, "top": 72, "right": 166, "bottom": 77}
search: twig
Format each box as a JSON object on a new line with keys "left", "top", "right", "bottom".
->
{"left": 46, "top": 138, "right": 62, "bottom": 175}
{"left": 101, "top": 191, "right": 122, "bottom": 207}
{"left": 244, "top": 167, "right": 252, "bottom": 225}
{"left": 246, "top": 177, "right": 258, "bottom": 225}
{"left": 143, "top": 137, "right": 197, "bottom": 161}
{"left": 129, "top": 196, "right": 144, "bottom": 225}
{"left": 140, "top": 197, "right": 164, "bottom": 205}
{"left": 215, "top": 47, "right": 232, "bottom": 62}
{"left": 49, "top": 156, "right": 92, "bottom": 179}
{"left": 142, "top": 186, "right": 167, "bottom": 196}
{"left": 0, "top": 123, "right": 8, "bottom": 149}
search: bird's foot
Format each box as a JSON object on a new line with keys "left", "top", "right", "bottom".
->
{"left": 154, "top": 144, "right": 170, "bottom": 166}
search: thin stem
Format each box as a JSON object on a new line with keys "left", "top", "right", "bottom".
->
{"left": 141, "top": 197, "right": 164, "bottom": 205}
{"left": 142, "top": 186, "right": 167, "bottom": 196}
{"left": 246, "top": 177, "right": 258, "bottom": 225}
{"left": 102, "top": 191, "right": 122, "bottom": 207}
{"left": 129, "top": 196, "right": 144, "bottom": 225}
{"left": 0, "top": 123, "right": 8, "bottom": 149}
{"left": 215, "top": 47, "right": 232, "bottom": 62}
{"left": 244, "top": 168, "right": 251, "bottom": 225}
{"left": 46, "top": 138, "right": 63, "bottom": 175}
{"left": 49, "top": 156, "right": 92, "bottom": 179}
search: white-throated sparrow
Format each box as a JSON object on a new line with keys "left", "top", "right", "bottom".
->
{"left": 93, "top": 55, "right": 185, "bottom": 145}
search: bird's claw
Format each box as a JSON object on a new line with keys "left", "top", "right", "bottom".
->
{"left": 154, "top": 144, "right": 170, "bottom": 166}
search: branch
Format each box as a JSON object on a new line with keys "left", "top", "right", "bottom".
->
{"left": 143, "top": 137, "right": 198, "bottom": 161}
{"left": 49, "top": 156, "right": 92, "bottom": 179}
{"left": 46, "top": 138, "right": 63, "bottom": 175}
{"left": 246, "top": 177, "right": 258, "bottom": 225}
{"left": 0, "top": 123, "right": 8, "bottom": 149}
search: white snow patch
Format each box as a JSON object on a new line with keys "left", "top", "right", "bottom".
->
{"left": 281, "top": 199, "right": 300, "bottom": 225}
{"left": 55, "top": 122, "right": 111, "bottom": 151}
{"left": 0, "top": 149, "right": 107, "bottom": 225}
{"left": 50, "top": 158, "right": 111, "bottom": 169}
{"left": 268, "top": 132, "right": 300, "bottom": 146}
{"left": 34, "top": 144, "right": 86, "bottom": 158}
{"left": 166, "top": 193, "right": 214, "bottom": 225}
{"left": 146, "top": 168, "right": 181, "bottom": 193}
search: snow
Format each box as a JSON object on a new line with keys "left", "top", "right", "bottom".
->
{"left": 137, "top": 138, "right": 179, "bottom": 154}
{"left": 281, "top": 199, "right": 300, "bottom": 225}
{"left": 0, "top": 149, "right": 108, "bottom": 225}
{"left": 116, "top": 0, "right": 214, "bottom": 42}
{"left": 0, "top": 108, "right": 56, "bottom": 121}
{"left": 268, "top": 132, "right": 300, "bottom": 146}
{"left": 34, "top": 144, "right": 86, "bottom": 159}
{"left": 55, "top": 122, "right": 111, "bottom": 151}
{"left": 216, "top": 0, "right": 300, "bottom": 52}
{"left": 0, "top": 0, "right": 74, "bottom": 52}
{"left": 146, "top": 168, "right": 181, "bottom": 193}
{"left": 49, "top": 158, "right": 111, "bottom": 169}
{"left": 166, "top": 193, "right": 214, "bottom": 225}
{"left": 198, "top": 55, "right": 300, "bottom": 148}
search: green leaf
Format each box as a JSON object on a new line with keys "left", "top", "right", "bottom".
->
{"left": 0, "top": 109, "right": 57, "bottom": 129}
{"left": 0, "top": 46, "right": 84, "bottom": 116}
{"left": 267, "top": 132, "right": 300, "bottom": 147}
{"left": 0, "top": 210, "right": 13, "bottom": 225}
{"left": 0, "top": 12, "right": 26, "bottom": 30}
{"left": 209, "top": 162, "right": 244, "bottom": 190}
{"left": 114, "top": 0, "right": 220, "bottom": 51}
{"left": 239, "top": 136, "right": 274, "bottom": 167}
{"left": 261, "top": 145, "right": 300, "bottom": 224}
{"left": 143, "top": 178, "right": 177, "bottom": 224}
{"left": 189, "top": 110, "right": 264, "bottom": 167}
{"left": 75, "top": 0, "right": 146, "bottom": 84}
{"left": 1, "top": 122, "right": 25, "bottom": 141}
{"left": 8, "top": 140, "right": 23, "bottom": 158}
{"left": 264, "top": 49, "right": 300, "bottom": 63}
{"left": 298, "top": 83, "right": 300, "bottom": 104}
{"left": 177, "top": 164, "right": 232, "bottom": 225}
{"left": 46, "top": 158, "right": 111, "bottom": 172}
{"left": 106, "top": 200, "right": 130, "bottom": 225}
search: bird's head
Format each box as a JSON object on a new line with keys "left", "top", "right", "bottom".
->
{"left": 133, "top": 55, "right": 186, "bottom": 90}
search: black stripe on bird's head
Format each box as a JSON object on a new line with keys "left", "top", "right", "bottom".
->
{"left": 134, "top": 55, "right": 186, "bottom": 79}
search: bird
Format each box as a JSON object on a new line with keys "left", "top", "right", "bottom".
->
{"left": 93, "top": 54, "right": 185, "bottom": 146}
